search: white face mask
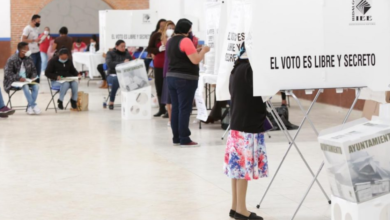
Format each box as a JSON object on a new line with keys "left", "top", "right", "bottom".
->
{"left": 166, "top": 29, "right": 174, "bottom": 37}
{"left": 91, "top": 42, "right": 96, "bottom": 46}
{"left": 44, "top": 31, "right": 49, "bottom": 35}
{"left": 25, "top": 51, "right": 32, "bottom": 57}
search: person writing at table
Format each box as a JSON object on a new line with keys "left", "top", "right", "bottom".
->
{"left": 45, "top": 48, "right": 79, "bottom": 110}
{"left": 106, "top": 40, "right": 133, "bottom": 110}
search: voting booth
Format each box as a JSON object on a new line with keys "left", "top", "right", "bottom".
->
{"left": 99, "top": 10, "right": 158, "bottom": 52}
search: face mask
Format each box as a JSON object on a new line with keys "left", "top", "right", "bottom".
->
{"left": 44, "top": 31, "right": 49, "bottom": 35}
{"left": 91, "top": 42, "right": 96, "bottom": 46}
{"left": 166, "top": 29, "right": 174, "bottom": 37}
{"left": 59, "top": 58, "right": 68, "bottom": 63}
{"left": 35, "top": 22, "right": 40, "bottom": 27}
{"left": 25, "top": 51, "right": 32, "bottom": 57}
{"left": 76, "top": 43, "right": 81, "bottom": 48}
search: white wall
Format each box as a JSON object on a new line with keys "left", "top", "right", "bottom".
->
{"left": 0, "top": 0, "right": 11, "bottom": 40}
{"left": 149, "top": 0, "right": 207, "bottom": 40}
{"left": 39, "top": 0, "right": 112, "bottom": 35}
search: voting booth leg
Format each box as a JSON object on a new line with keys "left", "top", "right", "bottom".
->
{"left": 290, "top": 88, "right": 362, "bottom": 220}
{"left": 221, "top": 125, "right": 230, "bottom": 140}
{"left": 257, "top": 90, "right": 331, "bottom": 209}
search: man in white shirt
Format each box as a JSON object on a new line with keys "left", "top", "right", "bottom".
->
{"left": 22, "top": 14, "right": 42, "bottom": 83}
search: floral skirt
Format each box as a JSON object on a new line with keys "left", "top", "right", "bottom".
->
{"left": 224, "top": 130, "right": 269, "bottom": 180}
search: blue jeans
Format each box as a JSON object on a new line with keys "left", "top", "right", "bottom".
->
{"left": 21, "top": 84, "right": 39, "bottom": 107}
{"left": 107, "top": 75, "right": 119, "bottom": 102}
{"left": 0, "top": 88, "right": 5, "bottom": 108}
{"left": 167, "top": 77, "right": 198, "bottom": 144}
{"left": 40, "top": 52, "right": 48, "bottom": 72}
{"left": 51, "top": 81, "right": 78, "bottom": 101}
{"left": 31, "top": 52, "right": 42, "bottom": 83}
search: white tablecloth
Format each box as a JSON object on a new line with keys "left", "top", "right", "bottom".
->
{"left": 195, "top": 73, "right": 218, "bottom": 121}
{"left": 72, "top": 52, "right": 105, "bottom": 79}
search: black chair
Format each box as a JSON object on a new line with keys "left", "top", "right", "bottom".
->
{"left": 7, "top": 87, "right": 29, "bottom": 111}
{"left": 46, "top": 78, "right": 70, "bottom": 113}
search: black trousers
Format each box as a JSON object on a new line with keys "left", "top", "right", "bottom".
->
{"left": 209, "top": 101, "right": 228, "bottom": 121}
{"left": 154, "top": 68, "right": 164, "bottom": 97}
{"left": 97, "top": 64, "right": 107, "bottom": 81}
{"left": 281, "top": 92, "right": 286, "bottom": 101}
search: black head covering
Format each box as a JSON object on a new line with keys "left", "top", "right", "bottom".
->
{"left": 58, "top": 48, "right": 69, "bottom": 56}
{"left": 174, "top": 19, "right": 192, "bottom": 34}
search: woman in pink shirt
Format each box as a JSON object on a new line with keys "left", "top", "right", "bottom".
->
{"left": 73, "top": 38, "right": 87, "bottom": 53}
{"left": 38, "top": 27, "right": 52, "bottom": 72}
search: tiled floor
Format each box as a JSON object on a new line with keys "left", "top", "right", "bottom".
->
{"left": 0, "top": 70, "right": 362, "bottom": 220}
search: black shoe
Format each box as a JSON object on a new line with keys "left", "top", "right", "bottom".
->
{"left": 154, "top": 110, "right": 166, "bottom": 117}
{"left": 70, "top": 99, "right": 77, "bottom": 109}
{"left": 234, "top": 212, "right": 263, "bottom": 220}
{"left": 109, "top": 104, "right": 114, "bottom": 110}
{"left": 229, "top": 210, "right": 236, "bottom": 218}
{"left": 162, "top": 112, "right": 169, "bottom": 118}
{"left": 57, "top": 99, "right": 64, "bottom": 110}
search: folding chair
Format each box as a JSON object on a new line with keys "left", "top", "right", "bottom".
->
{"left": 46, "top": 78, "right": 70, "bottom": 113}
{"left": 6, "top": 87, "right": 29, "bottom": 111}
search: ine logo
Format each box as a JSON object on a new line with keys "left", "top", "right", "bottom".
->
{"left": 356, "top": 0, "right": 371, "bottom": 15}
{"left": 143, "top": 14, "right": 151, "bottom": 23}
{"left": 352, "top": 0, "right": 373, "bottom": 23}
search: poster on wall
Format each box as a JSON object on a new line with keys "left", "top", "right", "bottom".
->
{"left": 216, "top": 0, "right": 250, "bottom": 101}
{"left": 247, "top": 0, "right": 390, "bottom": 97}
{"left": 100, "top": 10, "right": 158, "bottom": 52}
{"left": 203, "top": 0, "right": 223, "bottom": 75}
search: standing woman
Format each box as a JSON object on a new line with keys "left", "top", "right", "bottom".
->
{"left": 161, "top": 21, "right": 176, "bottom": 125}
{"left": 147, "top": 21, "right": 168, "bottom": 117}
{"left": 224, "top": 43, "right": 267, "bottom": 220}
{"left": 38, "top": 27, "right": 51, "bottom": 73}
{"left": 167, "top": 19, "right": 210, "bottom": 146}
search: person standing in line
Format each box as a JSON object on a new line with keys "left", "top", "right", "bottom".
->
{"left": 147, "top": 21, "right": 169, "bottom": 117}
{"left": 22, "top": 14, "right": 42, "bottom": 83}
{"left": 167, "top": 19, "right": 210, "bottom": 147}
{"left": 161, "top": 21, "right": 176, "bottom": 125}
{"left": 38, "top": 27, "right": 51, "bottom": 73}
{"left": 86, "top": 35, "right": 100, "bottom": 52}
{"left": 145, "top": 19, "right": 167, "bottom": 73}
{"left": 224, "top": 43, "right": 266, "bottom": 220}
{"left": 53, "top": 27, "right": 73, "bottom": 56}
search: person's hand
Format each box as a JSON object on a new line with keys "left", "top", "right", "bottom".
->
{"left": 34, "top": 39, "right": 39, "bottom": 43}
{"left": 57, "top": 76, "right": 61, "bottom": 80}
{"left": 20, "top": 78, "right": 26, "bottom": 82}
{"left": 103, "top": 53, "right": 106, "bottom": 58}
{"left": 124, "top": 59, "right": 130, "bottom": 63}
{"left": 159, "top": 45, "right": 166, "bottom": 52}
{"left": 202, "top": 46, "right": 210, "bottom": 53}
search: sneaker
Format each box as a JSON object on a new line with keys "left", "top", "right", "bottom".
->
{"left": 180, "top": 142, "right": 199, "bottom": 147}
{"left": 27, "top": 107, "right": 35, "bottom": 115}
{"left": 0, "top": 112, "right": 8, "bottom": 118}
{"left": 0, "top": 106, "right": 15, "bottom": 115}
{"left": 33, "top": 105, "right": 41, "bottom": 115}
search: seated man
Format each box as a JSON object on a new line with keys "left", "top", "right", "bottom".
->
{"left": 4, "top": 42, "right": 41, "bottom": 115}
{"left": 0, "top": 86, "right": 15, "bottom": 118}
{"left": 45, "top": 48, "right": 79, "bottom": 110}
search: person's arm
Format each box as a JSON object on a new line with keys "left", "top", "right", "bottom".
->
{"left": 146, "top": 33, "right": 161, "bottom": 55}
{"left": 22, "top": 27, "right": 37, "bottom": 43}
{"left": 4, "top": 58, "right": 22, "bottom": 83}
{"left": 106, "top": 52, "right": 122, "bottom": 70}
{"left": 45, "top": 59, "right": 60, "bottom": 80}
{"left": 180, "top": 38, "right": 210, "bottom": 65}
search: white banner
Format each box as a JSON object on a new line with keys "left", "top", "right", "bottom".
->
{"left": 248, "top": 0, "right": 390, "bottom": 97}
{"left": 216, "top": 0, "right": 250, "bottom": 101}
{"left": 203, "top": 0, "right": 223, "bottom": 75}
{"left": 99, "top": 10, "right": 158, "bottom": 52}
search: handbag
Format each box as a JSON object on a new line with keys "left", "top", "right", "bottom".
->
{"left": 77, "top": 91, "right": 89, "bottom": 111}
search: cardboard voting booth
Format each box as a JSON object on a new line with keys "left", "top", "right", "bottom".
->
{"left": 319, "top": 118, "right": 390, "bottom": 203}
{"left": 115, "top": 60, "right": 151, "bottom": 120}
{"left": 245, "top": 0, "right": 390, "bottom": 97}
{"left": 99, "top": 10, "right": 158, "bottom": 52}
